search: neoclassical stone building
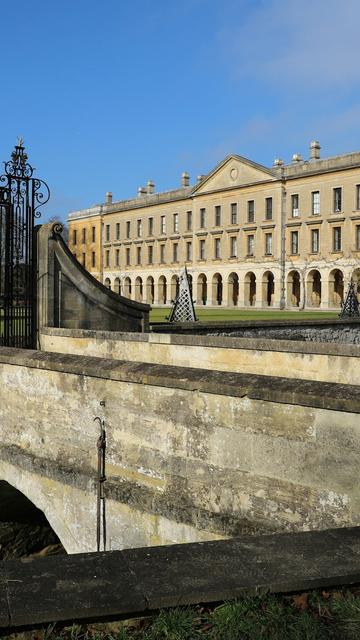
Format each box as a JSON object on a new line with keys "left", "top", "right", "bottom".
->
{"left": 68, "top": 141, "right": 360, "bottom": 309}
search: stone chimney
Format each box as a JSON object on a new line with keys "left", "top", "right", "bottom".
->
{"left": 197, "top": 174, "right": 206, "bottom": 183}
{"left": 292, "top": 153, "right": 303, "bottom": 163}
{"left": 138, "top": 187, "right": 147, "bottom": 197}
{"left": 181, "top": 172, "right": 190, "bottom": 187}
{"left": 105, "top": 192, "right": 112, "bottom": 204}
{"left": 147, "top": 180, "right": 155, "bottom": 194}
{"left": 310, "top": 140, "right": 321, "bottom": 161}
{"left": 273, "top": 158, "right": 284, "bottom": 167}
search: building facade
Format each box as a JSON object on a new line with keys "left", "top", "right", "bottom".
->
{"left": 68, "top": 142, "right": 360, "bottom": 309}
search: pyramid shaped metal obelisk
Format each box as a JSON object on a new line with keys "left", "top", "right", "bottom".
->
{"left": 339, "top": 280, "right": 360, "bottom": 318}
{"left": 168, "top": 266, "right": 197, "bottom": 322}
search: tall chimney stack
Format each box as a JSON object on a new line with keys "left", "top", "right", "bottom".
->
{"left": 181, "top": 171, "right": 190, "bottom": 187}
{"left": 147, "top": 180, "right": 155, "bottom": 194}
{"left": 138, "top": 186, "right": 147, "bottom": 197}
{"left": 105, "top": 192, "right": 112, "bottom": 204}
{"left": 310, "top": 140, "right": 321, "bottom": 161}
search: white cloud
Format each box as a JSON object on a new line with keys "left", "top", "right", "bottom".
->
{"left": 221, "top": 0, "right": 360, "bottom": 90}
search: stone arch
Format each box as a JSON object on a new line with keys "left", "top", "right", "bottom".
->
{"left": 211, "top": 273, "right": 223, "bottom": 305}
{"left": 228, "top": 272, "right": 239, "bottom": 306}
{"left": 135, "top": 276, "right": 143, "bottom": 302}
{"left": 0, "top": 462, "right": 71, "bottom": 552}
{"left": 104, "top": 277, "right": 111, "bottom": 290}
{"left": 197, "top": 273, "right": 207, "bottom": 305}
{"left": 244, "top": 271, "right": 256, "bottom": 306}
{"left": 329, "top": 268, "right": 344, "bottom": 307}
{"left": 114, "top": 277, "right": 121, "bottom": 295}
{"left": 170, "top": 275, "right": 180, "bottom": 302}
{"left": 146, "top": 276, "right": 154, "bottom": 304}
{"left": 158, "top": 275, "right": 167, "bottom": 304}
{"left": 287, "top": 270, "right": 300, "bottom": 307}
{"left": 352, "top": 269, "right": 360, "bottom": 303}
{"left": 306, "top": 269, "right": 321, "bottom": 307}
{"left": 123, "top": 276, "right": 132, "bottom": 298}
{"left": 262, "top": 270, "right": 274, "bottom": 307}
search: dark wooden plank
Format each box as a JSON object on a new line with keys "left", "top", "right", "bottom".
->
{"left": 3, "top": 551, "right": 146, "bottom": 628}
{"left": 124, "top": 526, "right": 360, "bottom": 609}
{"left": 1, "top": 526, "right": 360, "bottom": 630}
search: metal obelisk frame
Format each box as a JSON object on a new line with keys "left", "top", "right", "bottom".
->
{"left": 168, "top": 266, "right": 197, "bottom": 322}
{"left": 0, "top": 140, "right": 50, "bottom": 348}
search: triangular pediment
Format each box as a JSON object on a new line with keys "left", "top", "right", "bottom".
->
{"left": 192, "top": 155, "right": 276, "bottom": 194}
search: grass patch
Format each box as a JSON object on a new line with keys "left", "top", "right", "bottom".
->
{"left": 150, "top": 306, "right": 339, "bottom": 323}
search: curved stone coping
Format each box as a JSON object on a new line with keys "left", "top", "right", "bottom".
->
{"left": 1, "top": 346, "right": 360, "bottom": 413}
{"left": 40, "top": 326, "right": 360, "bottom": 358}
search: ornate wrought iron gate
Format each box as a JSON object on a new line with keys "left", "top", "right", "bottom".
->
{"left": 0, "top": 141, "right": 50, "bottom": 348}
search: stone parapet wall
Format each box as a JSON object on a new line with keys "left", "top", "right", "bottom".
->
{"left": 1, "top": 347, "right": 360, "bottom": 554}
{"left": 40, "top": 326, "right": 360, "bottom": 385}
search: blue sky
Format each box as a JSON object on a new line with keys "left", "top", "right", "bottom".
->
{"left": 0, "top": 0, "right": 359, "bottom": 221}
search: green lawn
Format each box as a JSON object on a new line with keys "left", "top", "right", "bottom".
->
{"left": 150, "top": 306, "right": 339, "bottom": 323}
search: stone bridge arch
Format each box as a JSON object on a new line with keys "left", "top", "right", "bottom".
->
{"left": 0, "top": 460, "right": 84, "bottom": 554}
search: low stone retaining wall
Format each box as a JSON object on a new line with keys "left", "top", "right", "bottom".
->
{"left": 1, "top": 347, "right": 360, "bottom": 554}
{"left": 40, "top": 326, "right": 360, "bottom": 385}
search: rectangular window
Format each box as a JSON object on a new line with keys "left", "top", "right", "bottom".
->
{"left": 357, "top": 185, "right": 360, "bottom": 210}
{"left": 115, "top": 249, "right": 120, "bottom": 266}
{"left": 137, "top": 219, "right": 142, "bottom": 237}
{"left": 356, "top": 225, "right": 360, "bottom": 250}
{"left": 199, "top": 239, "right": 205, "bottom": 260}
{"left": 116, "top": 223, "right": 120, "bottom": 240}
{"left": 148, "top": 245, "right": 153, "bottom": 264}
{"left": 312, "top": 191, "right": 320, "bottom": 215}
{"left": 137, "top": 246, "right": 141, "bottom": 265}
{"left": 187, "top": 210, "right": 192, "bottom": 230}
{"left": 290, "top": 231, "right": 299, "bottom": 255}
{"left": 126, "top": 221, "right": 131, "bottom": 238}
{"left": 82, "top": 253, "right": 86, "bottom": 267}
{"left": 215, "top": 205, "right": 221, "bottom": 226}
{"left": 291, "top": 194, "right": 299, "bottom": 217}
{"left": 247, "top": 200, "right": 255, "bottom": 223}
{"left": 73, "top": 229, "right": 77, "bottom": 245}
{"left": 173, "top": 212, "right": 179, "bottom": 233}
{"left": 230, "top": 236, "right": 237, "bottom": 257}
{"left": 200, "top": 208, "right": 206, "bottom": 228}
{"left": 265, "top": 233, "right": 273, "bottom": 255}
{"left": 247, "top": 234, "right": 254, "bottom": 256}
{"left": 311, "top": 229, "right": 319, "bottom": 253}
{"left": 92, "top": 227, "right": 96, "bottom": 243}
{"left": 214, "top": 237, "right": 221, "bottom": 259}
{"left": 148, "top": 217, "right": 154, "bottom": 236}
{"left": 333, "top": 187, "right": 342, "bottom": 213}
{"left": 231, "top": 203, "right": 237, "bottom": 224}
{"left": 82, "top": 228, "right": 86, "bottom": 244}
{"left": 105, "top": 225, "right": 110, "bottom": 242}
{"left": 160, "top": 244, "right": 165, "bottom": 263}
{"left": 126, "top": 247, "right": 130, "bottom": 266}
{"left": 265, "top": 197, "right": 273, "bottom": 220}
{"left": 91, "top": 251, "right": 96, "bottom": 268}
{"left": 160, "top": 215, "right": 166, "bottom": 234}
{"left": 186, "top": 241, "right": 192, "bottom": 262}
{"left": 333, "top": 226, "right": 342, "bottom": 251}
{"left": 105, "top": 250, "right": 110, "bottom": 267}
{"left": 173, "top": 242, "right": 178, "bottom": 262}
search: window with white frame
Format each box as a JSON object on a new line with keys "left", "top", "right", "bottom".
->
{"left": 231, "top": 203, "right": 237, "bottom": 225}
{"left": 187, "top": 210, "right": 192, "bottom": 230}
{"left": 312, "top": 191, "right": 320, "bottom": 215}
{"left": 148, "top": 217, "right": 154, "bottom": 236}
{"left": 230, "top": 236, "right": 237, "bottom": 257}
{"left": 214, "top": 237, "right": 221, "bottom": 258}
{"left": 265, "top": 233, "right": 273, "bottom": 255}
{"left": 200, "top": 208, "right": 206, "bottom": 228}
{"left": 115, "top": 249, "right": 120, "bottom": 266}
{"left": 291, "top": 194, "right": 299, "bottom": 217}
{"left": 186, "top": 241, "right": 192, "bottom": 261}
{"left": 333, "top": 187, "right": 342, "bottom": 213}
{"left": 173, "top": 243, "right": 178, "bottom": 262}
{"left": 311, "top": 229, "right": 319, "bottom": 253}
{"left": 215, "top": 205, "right": 221, "bottom": 226}
{"left": 126, "top": 247, "right": 130, "bottom": 265}
{"left": 290, "top": 231, "right": 299, "bottom": 255}
{"left": 148, "top": 245, "right": 153, "bottom": 264}
{"left": 247, "top": 234, "right": 254, "bottom": 256}
{"left": 126, "top": 221, "right": 131, "bottom": 238}
{"left": 248, "top": 200, "right": 255, "bottom": 223}
{"left": 356, "top": 185, "right": 360, "bottom": 210}
{"left": 116, "top": 223, "right": 120, "bottom": 240}
{"left": 265, "top": 197, "right": 273, "bottom": 220}
{"left": 105, "top": 225, "right": 110, "bottom": 242}
{"left": 136, "top": 246, "right": 141, "bottom": 265}
{"left": 173, "top": 213, "right": 179, "bottom": 233}
{"left": 160, "top": 244, "right": 165, "bottom": 263}
{"left": 160, "top": 215, "right": 166, "bottom": 234}
{"left": 199, "top": 239, "right": 205, "bottom": 260}
{"left": 137, "top": 219, "right": 142, "bottom": 237}
{"left": 333, "top": 226, "right": 342, "bottom": 251}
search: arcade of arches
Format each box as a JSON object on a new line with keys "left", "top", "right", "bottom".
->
{"left": 103, "top": 267, "right": 358, "bottom": 308}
